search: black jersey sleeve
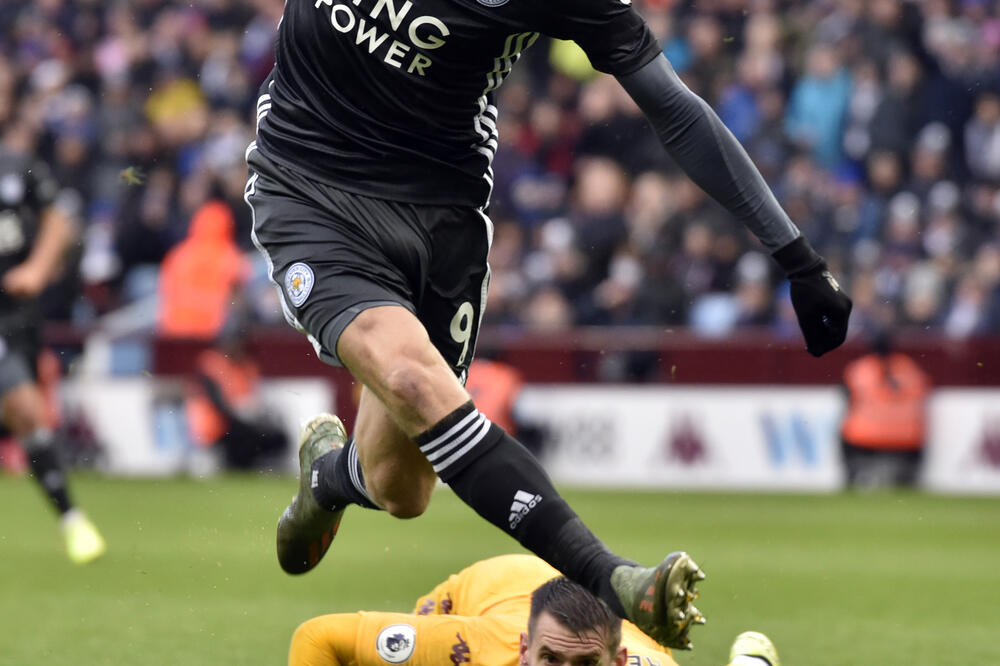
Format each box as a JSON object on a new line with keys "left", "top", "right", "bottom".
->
{"left": 534, "top": 0, "right": 661, "bottom": 76}
{"left": 26, "top": 159, "right": 59, "bottom": 210}
{"left": 617, "top": 54, "right": 800, "bottom": 251}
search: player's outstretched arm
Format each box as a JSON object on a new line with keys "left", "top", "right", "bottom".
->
{"left": 617, "top": 54, "right": 852, "bottom": 356}
{"left": 289, "top": 613, "right": 360, "bottom": 666}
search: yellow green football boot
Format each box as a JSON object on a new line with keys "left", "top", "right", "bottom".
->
{"left": 62, "top": 510, "right": 106, "bottom": 565}
{"left": 611, "top": 551, "right": 706, "bottom": 649}
{"left": 276, "top": 414, "right": 348, "bottom": 574}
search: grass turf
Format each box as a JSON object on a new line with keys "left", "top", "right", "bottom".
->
{"left": 1, "top": 475, "right": 997, "bottom": 665}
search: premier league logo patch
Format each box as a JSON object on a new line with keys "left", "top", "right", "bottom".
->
{"left": 477, "top": 0, "right": 509, "bottom": 7}
{"left": 375, "top": 624, "right": 417, "bottom": 663}
{"left": 285, "top": 262, "right": 314, "bottom": 307}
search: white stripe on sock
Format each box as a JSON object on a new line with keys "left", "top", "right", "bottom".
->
{"left": 432, "top": 418, "right": 492, "bottom": 473}
{"left": 347, "top": 444, "right": 374, "bottom": 504}
{"left": 424, "top": 414, "right": 487, "bottom": 463}
{"left": 419, "top": 410, "right": 480, "bottom": 453}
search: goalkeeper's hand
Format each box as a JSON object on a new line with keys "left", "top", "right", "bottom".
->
{"left": 773, "top": 237, "right": 852, "bottom": 357}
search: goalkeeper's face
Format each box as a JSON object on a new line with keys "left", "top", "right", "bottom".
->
{"left": 518, "top": 611, "right": 627, "bottom": 666}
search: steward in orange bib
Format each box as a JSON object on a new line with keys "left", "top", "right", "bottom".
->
{"left": 840, "top": 331, "right": 930, "bottom": 487}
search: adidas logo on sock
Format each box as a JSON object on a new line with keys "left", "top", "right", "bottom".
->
{"left": 508, "top": 490, "right": 542, "bottom": 529}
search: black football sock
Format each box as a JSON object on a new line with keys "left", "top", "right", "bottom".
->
{"left": 311, "top": 436, "right": 380, "bottom": 511}
{"left": 23, "top": 428, "right": 72, "bottom": 515}
{"left": 415, "top": 401, "right": 634, "bottom": 617}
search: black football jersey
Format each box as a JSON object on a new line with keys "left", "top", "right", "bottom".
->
{"left": 0, "top": 148, "right": 58, "bottom": 325}
{"left": 254, "top": 0, "right": 660, "bottom": 208}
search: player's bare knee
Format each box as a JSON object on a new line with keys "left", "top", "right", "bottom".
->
{"left": 380, "top": 358, "right": 438, "bottom": 413}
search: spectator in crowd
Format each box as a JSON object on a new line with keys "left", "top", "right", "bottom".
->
{"left": 1, "top": 0, "right": 1000, "bottom": 346}
{"left": 965, "top": 90, "right": 1000, "bottom": 182}
{"left": 785, "top": 43, "right": 851, "bottom": 169}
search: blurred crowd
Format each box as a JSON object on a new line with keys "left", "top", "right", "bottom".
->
{"left": 3, "top": 0, "right": 1000, "bottom": 342}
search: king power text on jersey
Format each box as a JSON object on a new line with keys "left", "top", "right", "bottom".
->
{"left": 315, "top": 0, "right": 450, "bottom": 76}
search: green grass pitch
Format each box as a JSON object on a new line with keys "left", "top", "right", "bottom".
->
{"left": 2, "top": 475, "right": 998, "bottom": 665}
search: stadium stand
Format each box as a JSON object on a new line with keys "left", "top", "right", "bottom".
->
{"left": 1, "top": 0, "right": 999, "bottom": 340}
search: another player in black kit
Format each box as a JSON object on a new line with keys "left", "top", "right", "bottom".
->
{"left": 0, "top": 125, "right": 105, "bottom": 564}
{"left": 247, "top": 0, "right": 851, "bottom": 649}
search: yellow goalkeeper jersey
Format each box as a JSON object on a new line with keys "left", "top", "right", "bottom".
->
{"left": 342, "top": 555, "right": 678, "bottom": 666}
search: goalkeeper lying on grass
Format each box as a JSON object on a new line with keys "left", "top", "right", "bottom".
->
{"left": 289, "top": 554, "right": 778, "bottom": 666}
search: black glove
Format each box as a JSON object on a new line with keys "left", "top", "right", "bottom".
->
{"left": 773, "top": 236, "right": 852, "bottom": 357}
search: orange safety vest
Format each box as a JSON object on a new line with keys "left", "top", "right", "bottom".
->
{"left": 465, "top": 359, "right": 523, "bottom": 434}
{"left": 158, "top": 200, "right": 248, "bottom": 339}
{"left": 841, "top": 353, "right": 930, "bottom": 451}
{"left": 185, "top": 349, "right": 260, "bottom": 446}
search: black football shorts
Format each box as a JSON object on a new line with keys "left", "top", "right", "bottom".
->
{"left": 245, "top": 147, "right": 491, "bottom": 380}
{"left": 0, "top": 325, "right": 39, "bottom": 397}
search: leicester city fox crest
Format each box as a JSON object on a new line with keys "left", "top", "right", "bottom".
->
{"left": 285, "top": 262, "right": 314, "bottom": 307}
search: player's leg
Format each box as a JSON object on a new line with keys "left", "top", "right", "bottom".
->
{"left": 333, "top": 219, "right": 704, "bottom": 648}
{"left": 310, "top": 386, "right": 435, "bottom": 516}
{"left": 248, "top": 155, "right": 704, "bottom": 648}
{"left": 332, "top": 296, "right": 638, "bottom": 617}
{"left": 278, "top": 386, "right": 437, "bottom": 573}
{"left": 338, "top": 300, "right": 617, "bottom": 565}
{"left": 337, "top": 306, "right": 469, "bottom": 434}
{"left": 2, "top": 381, "right": 70, "bottom": 513}
{"left": 0, "top": 351, "right": 104, "bottom": 564}
{"left": 247, "top": 151, "right": 439, "bottom": 570}
{"left": 351, "top": 385, "right": 436, "bottom": 516}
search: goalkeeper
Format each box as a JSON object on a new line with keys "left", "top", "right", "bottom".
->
{"left": 289, "top": 554, "right": 778, "bottom": 666}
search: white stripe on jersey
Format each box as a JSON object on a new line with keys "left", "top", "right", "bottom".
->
{"left": 471, "top": 31, "right": 539, "bottom": 204}
{"left": 486, "top": 32, "right": 538, "bottom": 94}
{"left": 255, "top": 86, "right": 274, "bottom": 132}
{"left": 257, "top": 95, "right": 272, "bottom": 121}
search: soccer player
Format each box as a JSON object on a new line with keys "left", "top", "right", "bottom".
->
{"left": 246, "top": 0, "right": 852, "bottom": 648}
{"left": 288, "top": 554, "right": 780, "bottom": 666}
{"left": 0, "top": 124, "right": 105, "bottom": 564}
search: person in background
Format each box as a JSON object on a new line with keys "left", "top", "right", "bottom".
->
{"left": 158, "top": 199, "right": 248, "bottom": 339}
{"left": 841, "top": 329, "right": 931, "bottom": 488}
{"left": 0, "top": 122, "right": 105, "bottom": 564}
{"left": 185, "top": 332, "right": 288, "bottom": 471}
